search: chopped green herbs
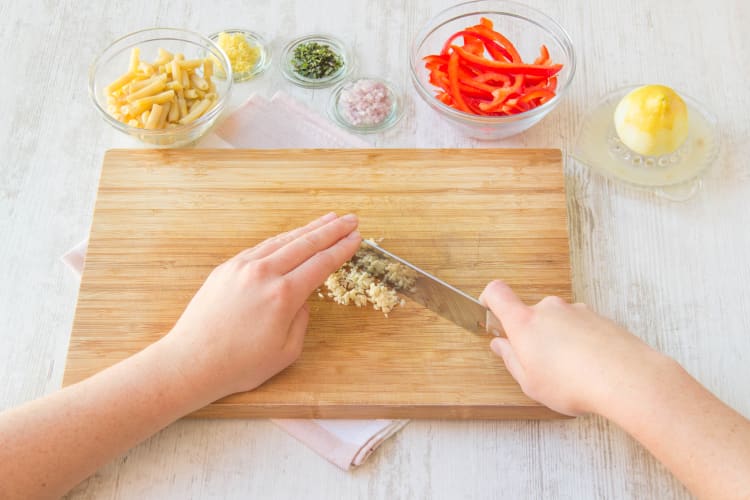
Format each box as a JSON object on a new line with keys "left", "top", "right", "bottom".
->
{"left": 291, "top": 42, "right": 344, "bottom": 79}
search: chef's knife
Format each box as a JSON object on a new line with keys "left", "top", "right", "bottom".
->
{"left": 355, "top": 240, "right": 504, "bottom": 336}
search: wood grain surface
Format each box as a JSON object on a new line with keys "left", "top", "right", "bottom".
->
{"left": 64, "top": 148, "right": 571, "bottom": 419}
{"left": 3, "top": 0, "right": 749, "bottom": 498}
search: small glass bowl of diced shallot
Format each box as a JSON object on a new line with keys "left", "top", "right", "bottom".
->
{"left": 89, "top": 28, "right": 233, "bottom": 147}
{"left": 328, "top": 77, "right": 404, "bottom": 133}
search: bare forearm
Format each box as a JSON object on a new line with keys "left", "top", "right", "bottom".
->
{"left": 601, "top": 353, "right": 750, "bottom": 499}
{"left": 0, "top": 215, "right": 360, "bottom": 498}
{"left": 0, "top": 335, "right": 208, "bottom": 499}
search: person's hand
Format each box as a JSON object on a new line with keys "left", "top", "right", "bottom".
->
{"left": 480, "top": 280, "right": 662, "bottom": 416}
{"left": 162, "top": 212, "right": 361, "bottom": 402}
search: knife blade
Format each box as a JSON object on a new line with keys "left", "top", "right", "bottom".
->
{"left": 354, "top": 240, "right": 503, "bottom": 336}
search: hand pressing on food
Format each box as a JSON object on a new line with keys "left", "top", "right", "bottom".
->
{"left": 481, "top": 280, "right": 750, "bottom": 500}
{"left": 166, "top": 211, "right": 361, "bottom": 400}
{"left": 0, "top": 213, "right": 360, "bottom": 499}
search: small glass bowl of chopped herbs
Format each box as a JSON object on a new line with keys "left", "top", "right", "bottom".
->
{"left": 281, "top": 34, "right": 351, "bottom": 88}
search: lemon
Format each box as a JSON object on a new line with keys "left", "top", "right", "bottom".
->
{"left": 614, "top": 85, "right": 689, "bottom": 157}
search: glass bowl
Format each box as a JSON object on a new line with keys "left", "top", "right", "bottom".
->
{"left": 410, "top": 0, "right": 576, "bottom": 140}
{"left": 208, "top": 29, "right": 271, "bottom": 82}
{"left": 281, "top": 34, "right": 352, "bottom": 88}
{"left": 89, "top": 28, "right": 233, "bottom": 148}
{"left": 328, "top": 76, "right": 404, "bottom": 133}
{"left": 573, "top": 85, "right": 720, "bottom": 201}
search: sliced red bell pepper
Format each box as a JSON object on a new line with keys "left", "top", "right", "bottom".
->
{"left": 436, "top": 92, "right": 453, "bottom": 105}
{"left": 478, "top": 74, "right": 524, "bottom": 112}
{"left": 433, "top": 70, "right": 493, "bottom": 99}
{"left": 459, "top": 75, "right": 503, "bottom": 94}
{"left": 457, "top": 64, "right": 480, "bottom": 80}
{"left": 519, "top": 88, "right": 556, "bottom": 105}
{"left": 495, "top": 97, "right": 531, "bottom": 114}
{"left": 459, "top": 84, "right": 494, "bottom": 98}
{"left": 424, "top": 57, "right": 447, "bottom": 71}
{"left": 423, "top": 54, "right": 448, "bottom": 64}
{"left": 548, "top": 76, "right": 558, "bottom": 93}
{"left": 465, "top": 27, "right": 513, "bottom": 61}
{"left": 467, "top": 19, "right": 521, "bottom": 63}
{"left": 429, "top": 70, "right": 448, "bottom": 89}
{"left": 523, "top": 75, "right": 559, "bottom": 95}
{"left": 447, "top": 51, "right": 470, "bottom": 112}
{"left": 453, "top": 45, "right": 563, "bottom": 77}
{"left": 463, "top": 34, "right": 485, "bottom": 56}
{"left": 472, "top": 72, "right": 511, "bottom": 85}
{"left": 533, "top": 44, "right": 551, "bottom": 65}
{"left": 442, "top": 80, "right": 499, "bottom": 101}
{"left": 443, "top": 29, "right": 513, "bottom": 62}
{"left": 424, "top": 18, "right": 563, "bottom": 116}
{"left": 541, "top": 45, "right": 550, "bottom": 61}
{"left": 464, "top": 97, "right": 490, "bottom": 115}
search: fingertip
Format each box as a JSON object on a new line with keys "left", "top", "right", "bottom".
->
{"left": 480, "top": 280, "right": 529, "bottom": 329}
{"left": 321, "top": 212, "right": 337, "bottom": 222}
{"left": 284, "top": 226, "right": 362, "bottom": 296}
{"left": 334, "top": 230, "right": 361, "bottom": 266}
{"left": 338, "top": 230, "right": 361, "bottom": 260}
{"left": 479, "top": 280, "right": 511, "bottom": 305}
{"left": 341, "top": 213, "right": 358, "bottom": 224}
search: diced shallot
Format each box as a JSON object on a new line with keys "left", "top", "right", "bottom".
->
{"left": 338, "top": 79, "right": 393, "bottom": 126}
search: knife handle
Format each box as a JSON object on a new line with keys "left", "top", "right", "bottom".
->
{"left": 485, "top": 310, "right": 505, "bottom": 337}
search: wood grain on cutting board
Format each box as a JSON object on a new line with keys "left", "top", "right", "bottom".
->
{"left": 63, "top": 148, "right": 571, "bottom": 419}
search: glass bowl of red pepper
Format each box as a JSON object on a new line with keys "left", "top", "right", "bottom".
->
{"left": 410, "top": 0, "right": 576, "bottom": 140}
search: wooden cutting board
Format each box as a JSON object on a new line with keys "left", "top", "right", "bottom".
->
{"left": 64, "top": 149, "right": 572, "bottom": 419}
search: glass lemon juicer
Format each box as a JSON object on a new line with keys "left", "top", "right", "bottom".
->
{"left": 573, "top": 85, "right": 720, "bottom": 201}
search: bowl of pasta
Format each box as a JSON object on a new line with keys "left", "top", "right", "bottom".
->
{"left": 90, "top": 28, "right": 233, "bottom": 147}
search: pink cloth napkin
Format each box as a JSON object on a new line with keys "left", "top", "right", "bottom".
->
{"left": 63, "top": 92, "right": 407, "bottom": 470}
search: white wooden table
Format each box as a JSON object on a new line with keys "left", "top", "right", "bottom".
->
{"left": 2, "top": 0, "right": 748, "bottom": 498}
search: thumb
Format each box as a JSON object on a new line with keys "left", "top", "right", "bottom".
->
{"left": 490, "top": 337, "right": 527, "bottom": 388}
{"left": 480, "top": 280, "right": 530, "bottom": 338}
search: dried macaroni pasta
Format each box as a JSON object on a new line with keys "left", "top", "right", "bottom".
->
{"left": 104, "top": 47, "right": 218, "bottom": 129}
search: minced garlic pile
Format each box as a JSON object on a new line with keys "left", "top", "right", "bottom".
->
{"left": 323, "top": 244, "right": 417, "bottom": 316}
